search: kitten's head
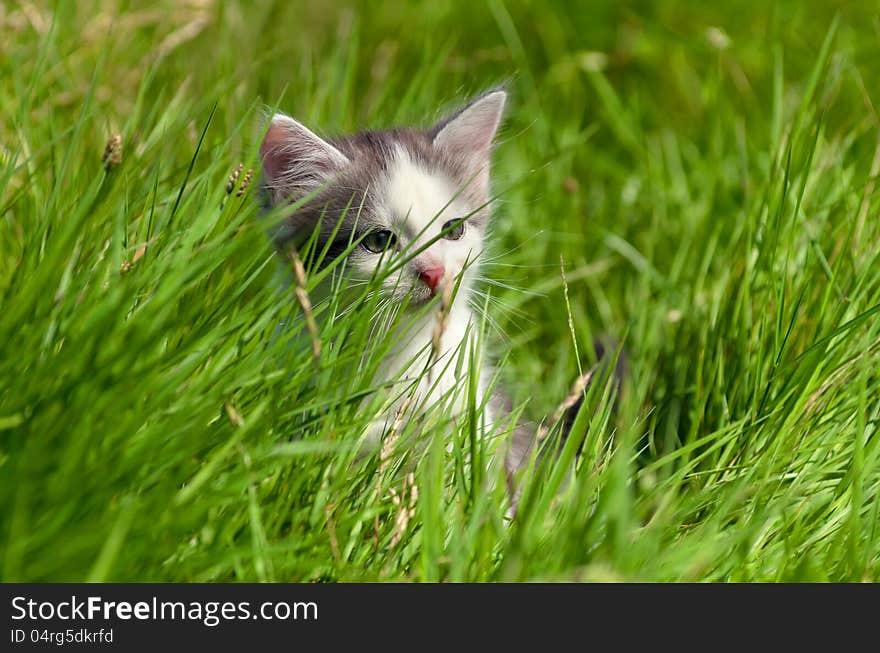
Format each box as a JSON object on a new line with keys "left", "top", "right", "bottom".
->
{"left": 259, "top": 90, "right": 506, "bottom": 306}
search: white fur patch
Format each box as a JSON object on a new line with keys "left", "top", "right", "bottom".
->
{"left": 385, "top": 146, "right": 463, "bottom": 236}
{"left": 359, "top": 148, "right": 496, "bottom": 450}
{"left": 379, "top": 147, "right": 483, "bottom": 281}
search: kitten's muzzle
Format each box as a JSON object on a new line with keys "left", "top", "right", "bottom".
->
{"left": 418, "top": 266, "right": 445, "bottom": 295}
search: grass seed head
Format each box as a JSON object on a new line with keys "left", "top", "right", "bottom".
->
{"left": 102, "top": 133, "right": 122, "bottom": 171}
{"left": 236, "top": 168, "right": 253, "bottom": 197}
{"left": 225, "top": 163, "right": 243, "bottom": 195}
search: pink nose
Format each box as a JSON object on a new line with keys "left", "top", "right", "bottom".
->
{"left": 418, "top": 266, "right": 445, "bottom": 293}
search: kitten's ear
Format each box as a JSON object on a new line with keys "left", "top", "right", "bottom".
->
{"left": 259, "top": 113, "right": 350, "bottom": 206}
{"left": 431, "top": 90, "right": 506, "bottom": 193}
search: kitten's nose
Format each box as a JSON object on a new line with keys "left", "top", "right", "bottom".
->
{"left": 418, "top": 266, "right": 445, "bottom": 293}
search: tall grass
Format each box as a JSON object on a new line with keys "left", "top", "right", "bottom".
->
{"left": 1, "top": 1, "right": 878, "bottom": 581}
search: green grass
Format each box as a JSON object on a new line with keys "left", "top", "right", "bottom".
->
{"left": 2, "top": 0, "right": 879, "bottom": 582}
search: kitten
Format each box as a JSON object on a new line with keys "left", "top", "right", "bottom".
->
{"left": 259, "top": 90, "right": 560, "bottom": 497}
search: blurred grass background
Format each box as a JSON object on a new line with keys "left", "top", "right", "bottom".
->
{"left": 1, "top": 0, "right": 878, "bottom": 581}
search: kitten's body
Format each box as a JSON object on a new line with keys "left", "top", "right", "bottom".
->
{"left": 260, "top": 90, "right": 534, "bottom": 488}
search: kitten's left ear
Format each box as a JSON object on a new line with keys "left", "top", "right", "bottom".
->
{"left": 431, "top": 90, "right": 506, "bottom": 194}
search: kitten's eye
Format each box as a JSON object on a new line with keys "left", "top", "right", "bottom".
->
{"left": 442, "top": 218, "right": 465, "bottom": 241}
{"left": 362, "top": 229, "right": 397, "bottom": 253}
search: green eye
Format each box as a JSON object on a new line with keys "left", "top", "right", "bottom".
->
{"left": 442, "top": 219, "right": 465, "bottom": 240}
{"left": 362, "top": 229, "right": 397, "bottom": 253}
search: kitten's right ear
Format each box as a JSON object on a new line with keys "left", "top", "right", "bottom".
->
{"left": 259, "top": 113, "right": 350, "bottom": 206}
